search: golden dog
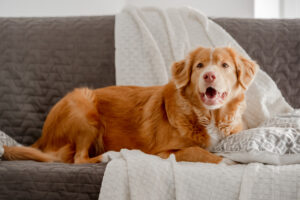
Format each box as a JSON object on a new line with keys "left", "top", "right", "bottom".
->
{"left": 3, "top": 46, "right": 258, "bottom": 164}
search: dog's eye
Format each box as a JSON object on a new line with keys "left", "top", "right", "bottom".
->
{"left": 222, "top": 63, "right": 229, "bottom": 68}
{"left": 197, "top": 63, "right": 204, "bottom": 68}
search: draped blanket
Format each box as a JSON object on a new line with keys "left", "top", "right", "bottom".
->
{"left": 99, "top": 6, "right": 299, "bottom": 200}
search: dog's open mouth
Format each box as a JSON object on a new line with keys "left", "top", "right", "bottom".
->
{"left": 205, "top": 87, "right": 217, "bottom": 99}
{"left": 200, "top": 87, "right": 228, "bottom": 106}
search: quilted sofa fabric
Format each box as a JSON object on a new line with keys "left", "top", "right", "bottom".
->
{"left": 0, "top": 161, "right": 106, "bottom": 200}
{"left": 0, "top": 16, "right": 115, "bottom": 146}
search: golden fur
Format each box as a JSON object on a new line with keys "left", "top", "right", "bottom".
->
{"left": 3, "top": 46, "right": 258, "bottom": 164}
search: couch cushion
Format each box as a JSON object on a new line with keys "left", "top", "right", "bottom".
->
{"left": 0, "top": 16, "right": 115, "bottom": 145}
{"left": 213, "top": 18, "right": 300, "bottom": 109}
{"left": 0, "top": 161, "right": 107, "bottom": 200}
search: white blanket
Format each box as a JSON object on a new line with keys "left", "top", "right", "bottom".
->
{"left": 100, "top": 6, "right": 297, "bottom": 200}
{"left": 99, "top": 149, "right": 300, "bottom": 200}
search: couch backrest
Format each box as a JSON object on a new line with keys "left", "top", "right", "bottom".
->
{"left": 0, "top": 16, "right": 299, "bottom": 145}
{"left": 0, "top": 16, "right": 115, "bottom": 145}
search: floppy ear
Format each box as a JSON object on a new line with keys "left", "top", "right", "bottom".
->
{"left": 236, "top": 56, "right": 259, "bottom": 89}
{"left": 171, "top": 59, "right": 191, "bottom": 89}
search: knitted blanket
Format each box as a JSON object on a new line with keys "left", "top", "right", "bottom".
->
{"left": 99, "top": 149, "right": 300, "bottom": 200}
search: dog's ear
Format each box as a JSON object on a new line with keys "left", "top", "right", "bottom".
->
{"left": 236, "top": 56, "right": 259, "bottom": 89}
{"left": 227, "top": 47, "right": 259, "bottom": 90}
{"left": 171, "top": 59, "right": 191, "bottom": 89}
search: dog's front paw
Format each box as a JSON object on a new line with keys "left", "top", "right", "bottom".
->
{"left": 218, "top": 115, "right": 236, "bottom": 137}
{"left": 219, "top": 157, "right": 237, "bottom": 165}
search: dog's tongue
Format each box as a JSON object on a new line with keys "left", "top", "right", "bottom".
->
{"left": 205, "top": 87, "right": 217, "bottom": 99}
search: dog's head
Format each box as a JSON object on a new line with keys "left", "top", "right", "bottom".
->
{"left": 172, "top": 46, "right": 258, "bottom": 110}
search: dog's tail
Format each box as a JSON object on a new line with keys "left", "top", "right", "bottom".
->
{"left": 2, "top": 145, "right": 59, "bottom": 162}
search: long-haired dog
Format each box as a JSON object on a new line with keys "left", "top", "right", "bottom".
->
{"left": 3, "top": 46, "right": 258, "bottom": 164}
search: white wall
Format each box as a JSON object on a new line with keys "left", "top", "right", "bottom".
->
{"left": 255, "top": 0, "right": 300, "bottom": 18}
{"left": 0, "top": 0, "right": 254, "bottom": 18}
{"left": 255, "top": 0, "right": 280, "bottom": 18}
{"left": 1, "top": 0, "right": 299, "bottom": 18}
{"left": 0, "top": 0, "right": 126, "bottom": 17}
{"left": 281, "top": 0, "right": 300, "bottom": 18}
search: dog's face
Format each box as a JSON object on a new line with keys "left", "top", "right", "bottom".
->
{"left": 172, "top": 47, "right": 258, "bottom": 110}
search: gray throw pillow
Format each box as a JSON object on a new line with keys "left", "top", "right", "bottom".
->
{"left": 0, "top": 130, "right": 20, "bottom": 158}
{"left": 212, "top": 109, "right": 300, "bottom": 165}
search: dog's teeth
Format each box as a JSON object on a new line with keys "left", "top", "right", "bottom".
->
{"left": 221, "top": 92, "right": 228, "bottom": 98}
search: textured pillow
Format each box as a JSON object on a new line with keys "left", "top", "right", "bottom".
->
{"left": 0, "top": 130, "right": 20, "bottom": 158}
{"left": 212, "top": 110, "right": 300, "bottom": 165}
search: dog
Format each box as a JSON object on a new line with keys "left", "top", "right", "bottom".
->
{"left": 3, "top": 46, "right": 258, "bottom": 164}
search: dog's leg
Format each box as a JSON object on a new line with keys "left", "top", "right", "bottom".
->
{"left": 86, "top": 154, "right": 104, "bottom": 163}
{"left": 59, "top": 88, "right": 105, "bottom": 164}
{"left": 157, "top": 146, "right": 223, "bottom": 164}
{"left": 74, "top": 153, "right": 103, "bottom": 164}
{"left": 74, "top": 144, "right": 104, "bottom": 164}
{"left": 73, "top": 129, "right": 101, "bottom": 164}
{"left": 73, "top": 126, "right": 106, "bottom": 164}
{"left": 73, "top": 140, "right": 104, "bottom": 163}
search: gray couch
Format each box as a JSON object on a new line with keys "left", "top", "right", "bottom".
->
{"left": 0, "top": 16, "right": 299, "bottom": 200}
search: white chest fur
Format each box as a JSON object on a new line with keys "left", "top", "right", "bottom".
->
{"left": 205, "top": 116, "right": 224, "bottom": 150}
